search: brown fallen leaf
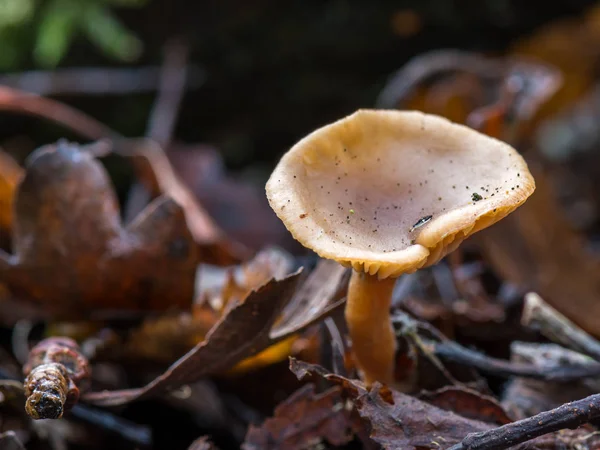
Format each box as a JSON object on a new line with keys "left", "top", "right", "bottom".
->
{"left": 83, "top": 271, "right": 303, "bottom": 406}
{"left": 0, "top": 140, "right": 199, "bottom": 317}
{"left": 0, "top": 150, "right": 23, "bottom": 239}
{"left": 290, "top": 359, "right": 495, "bottom": 450}
{"left": 271, "top": 259, "right": 348, "bottom": 340}
{"left": 167, "top": 144, "right": 294, "bottom": 252}
{"left": 84, "top": 257, "right": 348, "bottom": 406}
{"left": 419, "top": 386, "right": 513, "bottom": 426}
{"left": 205, "top": 246, "right": 294, "bottom": 314}
{"left": 242, "top": 384, "right": 360, "bottom": 450}
{"left": 477, "top": 166, "right": 600, "bottom": 337}
{"left": 0, "top": 86, "right": 248, "bottom": 265}
{"left": 107, "top": 138, "right": 252, "bottom": 265}
{"left": 123, "top": 248, "right": 294, "bottom": 369}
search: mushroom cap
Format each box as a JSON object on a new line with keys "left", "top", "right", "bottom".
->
{"left": 266, "top": 109, "right": 535, "bottom": 279}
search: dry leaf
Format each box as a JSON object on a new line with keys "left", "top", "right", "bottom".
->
{"left": 242, "top": 384, "right": 360, "bottom": 450}
{"left": 124, "top": 248, "right": 295, "bottom": 370}
{"left": 84, "top": 257, "right": 348, "bottom": 406}
{"left": 108, "top": 138, "right": 252, "bottom": 265}
{"left": 0, "top": 150, "right": 23, "bottom": 237}
{"left": 419, "top": 386, "right": 513, "bottom": 426}
{"left": 0, "top": 141, "right": 199, "bottom": 317}
{"left": 0, "top": 86, "right": 248, "bottom": 265}
{"left": 477, "top": 166, "right": 600, "bottom": 337}
{"left": 83, "top": 271, "right": 303, "bottom": 406}
{"left": 290, "top": 359, "right": 495, "bottom": 450}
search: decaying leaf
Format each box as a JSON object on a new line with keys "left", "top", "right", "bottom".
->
{"left": 108, "top": 138, "right": 252, "bottom": 265}
{"left": 84, "top": 256, "right": 348, "bottom": 406}
{"left": 419, "top": 386, "right": 513, "bottom": 426}
{"left": 477, "top": 167, "right": 600, "bottom": 337}
{"left": 242, "top": 384, "right": 360, "bottom": 450}
{"left": 290, "top": 359, "right": 495, "bottom": 450}
{"left": 204, "top": 246, "right": 295, "bottom": 313}
{"left": 0, "top": 150, "right": 23, "bottom": 237}
{"left": 167, "top": 145, "right": 294, "bottom": 252}
{"left": 0, "top": 86, "right": 248, "bottom": 265}
{"left": 271, "top": 259, "right": 348, "bottom": 340}
{"left": 0, "top": 140, "right": 199, "bottom": 317}
{"left": 83, "top": 272, "right": 303, "bottom": 406}
{"left": 123, "top": 248, "right": 295, "bottom": 370}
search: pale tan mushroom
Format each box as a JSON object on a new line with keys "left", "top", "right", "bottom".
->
{"left": 266, "top": 109, "right": 535, "bottom": 385}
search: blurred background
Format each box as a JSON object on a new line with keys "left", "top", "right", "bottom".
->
{"left": 0, "top": 0, "right": 598, "bottom": 252}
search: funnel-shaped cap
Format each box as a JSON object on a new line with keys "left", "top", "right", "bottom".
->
{"left": 267, "top": 109, "right": 535, "bottom": 278}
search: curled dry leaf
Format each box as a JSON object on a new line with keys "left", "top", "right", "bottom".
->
{"left": 0, "top": 86, "right": 248, "bottom": 265}
{"left": 242, "top": 384, "right": 361, "bottom": 450}
{"left": 84, "top": 258, "right": 348, "bottom": 406}
{"left": 124, "top": 248, "right": 294, "bottom": 369}
{"left": 167, "top": 145, "right": 294, "bottom": 252}
{"left": 109, "top": 138, "right": 252, "bottom": 265}
{"left": 271, "top": 259, "right": 348, "bottom": 340}
{"left": 83, "top": 271, "right": 302, "bottom": 406}
{"left": 205, "top": 246, "right": 294, "bottom": 313}
{"left": 0, "top": 140, "right": 199, "bottom": 317}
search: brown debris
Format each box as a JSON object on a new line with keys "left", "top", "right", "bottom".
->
{"left": 83, "top": 271, "right": 303, "bottom": 406}
{"left": 23, "top": 337, "right": 90, "bottom": 420}
{"left": 188, "top": 436, "right": 220, "bottom": 450}
{"left": 290, "top": 358, "right": 495, "bottom": 450}
{"left": 420, "top": 386, "right": 514, "bottom": 426}
{"left": 0, "top": 140, "right": 199, "bottom": 317}
{"left": 109, "top": 138, "right": 252, "bottom": 265}
{"left": 242, "top": 384, "right": 359, "bottom": 450}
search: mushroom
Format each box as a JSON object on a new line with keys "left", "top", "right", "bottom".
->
{"left": 266, "top": 109, "right": 535, "bottom": 385}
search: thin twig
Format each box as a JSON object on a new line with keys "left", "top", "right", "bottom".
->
{"left": 448, "top": 393, "right": 600, "bottom": 450}
{"left": 146, "top": 37, "right": 190, "bottom": 146}
{"left": 522, "top": 292, "right": 600, "bottom": 362}
{"left": 0, "top": 86, "right": 118, "bottom": 139}
{"left": 0, "top": 66, "right": 204, "bottom": 97}
{"left": 432, "top": 340, "right": 600, "bottom": 382}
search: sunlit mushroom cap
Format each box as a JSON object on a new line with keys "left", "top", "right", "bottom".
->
{"left": 266, "top": 109, "right": 535, "bottom": 279}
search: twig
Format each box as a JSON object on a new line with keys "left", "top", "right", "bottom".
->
{"left": 0, "top": 86, "right": 118, "bottom": 139}
{"left": 522, "top": 292, "right": 600, "bottom": 362}
{"left": 146, "top": 37, "right": 190, "bottom": 146}
{"left": 126, "top": 38, "right": 191, "bottom": 222}
{"left": 0, "top": 368, "right": 151, "bottom": 447}
{"left": 448, "top": 393, "right": 600, "bottom": 450}
{"left": 432, "top": 340, "right": 600, "bottom": 382}
{"left": 0, "top": 66, "right": 204, "bottom": 97}
{"left": 70, "top": 404, "right": 152, "bottom": 447}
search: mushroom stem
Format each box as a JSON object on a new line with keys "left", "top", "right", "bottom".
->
{"left": 345, "top": 271, "right": 397, "bottom": 385}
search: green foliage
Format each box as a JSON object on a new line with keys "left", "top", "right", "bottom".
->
{"left": 0, "top": 0, "right": 148, "bottom": 70}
